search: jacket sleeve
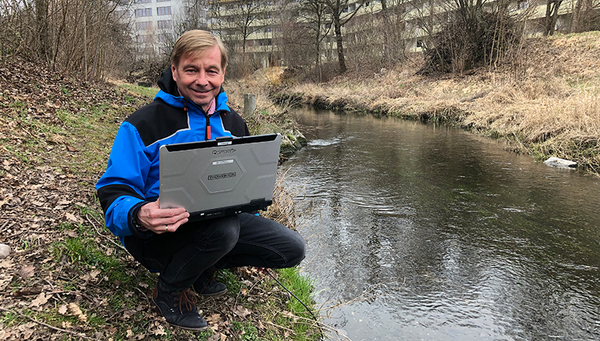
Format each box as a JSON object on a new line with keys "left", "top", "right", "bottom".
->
{"left": 96, "top": 122, "right": 153, "bottom": 238}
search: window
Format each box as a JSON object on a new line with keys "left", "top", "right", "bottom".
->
{"left": 157, "top": 0, "right": 171, "bottom": 2}
{"left": 114, "top": 10, "right": 131, "bottom": 18}
{"left": 136, "top": 21, "right": 153, "bottom": 30}
{"left": 157, "top": 19, "right": 172, "bottom": 29}
{"left": 264, "top": 27, "right": 271, "bottom": 33}
{"left": 137, "top": 35, "right": 151, "bottom": 43}
{"left": 518, "top": 0, "right": 529, "bottom": 9}
{"left": 158, "top": 33, "right": 174, "bottom": 42}
{"left": 136, "top": 0, "right": 151, "bottom": 3}
{"left": 134, "top": 8, "right": 152, "bottom": 17}
{"left": 157, "top": 6, "right": 171, "bottom": 15}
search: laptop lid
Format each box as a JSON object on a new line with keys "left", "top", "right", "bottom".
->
{"left": 159, "top": 133, "right": 282, "bottom": 221}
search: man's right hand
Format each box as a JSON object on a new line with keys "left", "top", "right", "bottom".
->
{"left": 136, "top": 199, "right": 189, "bottom": 234}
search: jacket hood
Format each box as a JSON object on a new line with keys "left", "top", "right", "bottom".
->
{"left": 155, "top": 68, "right": 230, "bottom": 113}
{"left": 157, "top": 68, "right": 179, "bottom": 96}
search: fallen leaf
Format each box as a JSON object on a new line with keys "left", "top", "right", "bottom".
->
{"left": 0, "top": 259, "right": 13, "bottom": 268}
{"left": 65, "top": 230, "right": 78, "bottom": 238}
{"left": 62, "top": 321, "right": 72, "bottom": 328}
{"left": 58, "top": 304, "right": 68, "bottom": 315}
{"left": 13, "top": 286, "right": 42, "bottom": 296}
{"left": 83, "top": 269, "right": 101, "bottom": 282}
{"left": 205, "top": 313, "right": 221, "bottom": 324}
{"left": 126, "top": 329, "right": 133, "bottom": 338}
{"left": 68, "top": 302, "right": 87, "bottom": 322}
{"left": 150, "top": 324, "right": 166, "bottom": 336}
{"left": 30, "top": 292, "right": 49, "bottom": 307}
{"left": 17, "top": 322, "right": 36, "bottom": 339}
{"left": 65, "top": 213, "right": 80, "bottom": 223}
{"left": 233, "top": 305, "right": 252, "bottom": 318}
{"left": 19, "top": 265, "right": 35, "bottom": 279}
{"left": 207, "top": 334, "right": 220, "bottom": 341}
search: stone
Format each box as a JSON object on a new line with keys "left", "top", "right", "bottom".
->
{"left": 0, "top": 244, "right": 11, "bottom": 259}
{"left": 543, "top": 157, "right": 577, "bottom": 169}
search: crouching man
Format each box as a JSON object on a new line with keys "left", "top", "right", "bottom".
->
{"left": 96, "top": 30, "right": 305, "bottom": 331}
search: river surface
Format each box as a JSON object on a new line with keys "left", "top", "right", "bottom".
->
{"left": 282, "top": 108, "right": 600, "bottom": 341}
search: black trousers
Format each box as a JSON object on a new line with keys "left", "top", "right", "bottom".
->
{"left": 124, "top": 213, "right": 306, "bottom": 291}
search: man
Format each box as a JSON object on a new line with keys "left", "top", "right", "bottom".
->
{"left": 96, "top": 30, "right": 305, "bottom": 331}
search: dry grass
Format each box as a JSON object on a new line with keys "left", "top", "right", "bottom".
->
{"left": 276, "top": 31, "right": 600, "bottom": 173}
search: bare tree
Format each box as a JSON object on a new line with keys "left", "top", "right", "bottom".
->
{"left": 569, "top": 0, "right": 600, "bottom": 32}
{"left": 1, "top": 0, "right": 135, "bottom": 79}
{"left": 322, "top": 0, "right": 365, "bottom": 74}
{"left": 296, "top": 0, "right": 331, "bottom": 80}
{"left": 544, "top": 0, "right": 563, "bottom": 35}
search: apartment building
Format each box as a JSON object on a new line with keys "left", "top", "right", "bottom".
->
{"left": 209, "top": 0, "right": 280, "bottom": 68}
{"left": 115, "top": 0, "right": 210, "bottom": 58}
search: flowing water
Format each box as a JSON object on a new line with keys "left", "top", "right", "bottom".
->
{"left": 283, "top": 108, "right": 600, "bottom": 341}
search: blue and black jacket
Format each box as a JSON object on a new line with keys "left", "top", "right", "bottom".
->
{"left": 95, "top": 68, "right": 249, "bottom": 243}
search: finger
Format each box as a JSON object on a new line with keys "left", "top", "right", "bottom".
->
{"left": 152, "top": 211, "right": 189, "bottom": 227}
{"left": 167, "top": 217, "right": 188, "bottom": 233}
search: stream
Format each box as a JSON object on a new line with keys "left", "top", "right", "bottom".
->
{"left": 283, "top": 107, "right": 600, "bottom": 341}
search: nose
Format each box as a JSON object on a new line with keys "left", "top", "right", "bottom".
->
{"left": 195, "top": 71, "right": 209, "bottom": 87}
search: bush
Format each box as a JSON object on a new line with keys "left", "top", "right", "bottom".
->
{"left": 421, "top": 7, "right": 523, "bottom": 74}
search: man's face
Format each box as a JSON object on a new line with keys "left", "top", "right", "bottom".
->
{"left": 171, "top": 46, "right": 225, "bottom": 112}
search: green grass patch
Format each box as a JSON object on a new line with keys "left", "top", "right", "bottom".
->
{"left": 233, "top": 321, "right": 260, "bottom": 341}
{"left": 119, "top": 84, "right": 159, "bottom": 100}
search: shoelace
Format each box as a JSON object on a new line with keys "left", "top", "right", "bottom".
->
{"left": 176, "top": 289, "right": 197, "bottom": 314}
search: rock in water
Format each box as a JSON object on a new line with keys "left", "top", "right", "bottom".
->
{"left": 543, "top": 157, "right": 577, "bottom": 169}
{"left": 0, "top": 244, "right": 11, "bottom": 259}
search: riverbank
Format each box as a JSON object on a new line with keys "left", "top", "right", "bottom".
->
{"left": 273, "top": 31, "right": 600, "bottom": 175}
{"left": 0, "top": 57, "right": 319, "bottom": 340}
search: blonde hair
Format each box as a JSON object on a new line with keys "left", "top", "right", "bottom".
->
{"left": 171, "top": 30, "right": 228, "bottom": 69}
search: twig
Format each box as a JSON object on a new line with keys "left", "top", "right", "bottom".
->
{"left": 134, "top": 286, "right": 151, "bottom": 308}
{"left": 0, "top": 307, "right": 101, "bottom": 341}
{"left": 233, "top": 270, "right": 266, "bottom": 308}
{"left": 264, "top": 321, "right": 296, "bottom": 335}
{"left": 86, "top": 214, "right": 126, "bottom": 252}
{"left": 276, "top": 312, "right": 352, "bottom": 341}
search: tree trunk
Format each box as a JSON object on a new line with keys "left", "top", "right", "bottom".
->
{"left": 544, "top": 0, "right": 563, "bottom": 36}
{"left": 35, "top": 0, "right": 50, "bottom": 62}
{"left": 333, "top": 16, "right": 346, "bottom": 74}
{"left": 570, "top": 0, "right": 583, "bottom": 33}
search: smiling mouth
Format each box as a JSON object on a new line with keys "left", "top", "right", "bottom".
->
{"left": 191, "top": 88, "right": 214, "bottom": 94}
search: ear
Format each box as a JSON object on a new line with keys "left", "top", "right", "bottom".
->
{"left": 171, "top": 64, "right": 178, "bottom": 83}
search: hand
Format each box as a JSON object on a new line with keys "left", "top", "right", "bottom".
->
{"left": 136, "top": 199, "right": 189, "bottom": 234}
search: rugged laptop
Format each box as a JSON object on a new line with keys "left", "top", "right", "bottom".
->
{"left": 159, "top": 133, "right": 282, "bottom": 221}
